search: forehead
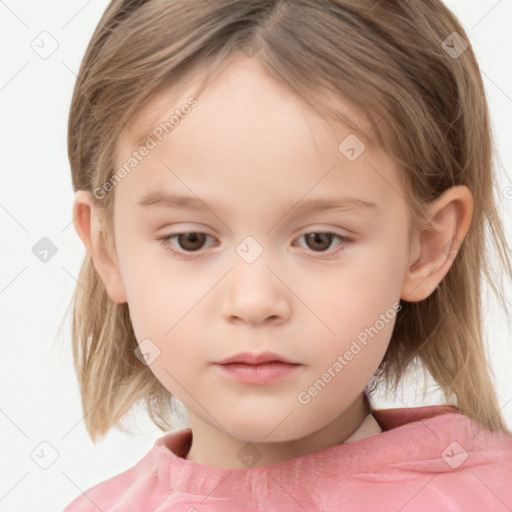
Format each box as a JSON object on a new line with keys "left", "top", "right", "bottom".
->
{"left": 119, "top": 54, "right": 380, "bottom": 157}
{"left": 112, "top": 55, "right": 404, "bottom": 217}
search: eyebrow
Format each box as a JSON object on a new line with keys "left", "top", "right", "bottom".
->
{"left": 137, "top": 192, "right": 378, "bottom": 215}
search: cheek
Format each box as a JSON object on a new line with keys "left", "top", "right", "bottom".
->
{"left": 319, "top": 245, "right": 406, "bottom": 327}
{"left": 309, "top": 293, "right": 398, "bottom": 407}
{"left": 118, "top": 253, "right": 209, "bottom": 373}
{"left": 116, "top": 238, "right": 190, "bottom": 329}
{"left": 307, "top": 239, "right": 406, "bottom": 371}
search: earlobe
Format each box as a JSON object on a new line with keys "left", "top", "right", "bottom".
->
{"left": 72, "top": 190, "right": 128, "bottom": 304}
{"left": 401, "top": 186, "right": 474, "bottom": 302}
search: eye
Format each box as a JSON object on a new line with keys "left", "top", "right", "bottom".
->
{"left": 159, "top": 230, "right": 353, "bottom": 258}
{"left": 159, "top": 232, "right": 215, "bottom": 255}
{"left": 294, "top": 232, "right": 353, "bottom": 256}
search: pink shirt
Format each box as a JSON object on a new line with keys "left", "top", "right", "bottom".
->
{"left": 64, "top": 405, "right": 512, "bottom": 511}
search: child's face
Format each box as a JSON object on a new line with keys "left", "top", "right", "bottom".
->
{"left": 110, "top": 55, "right": 414, "bottom": 447}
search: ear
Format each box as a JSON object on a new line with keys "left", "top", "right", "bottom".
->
{"left": 72, "top": 190, "right": 127, "bottom": 304}
{"left": 401, "top": 185, "right": 474, "bottom": 302}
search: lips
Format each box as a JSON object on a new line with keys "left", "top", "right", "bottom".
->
{"left": 214, "top": 351, "right": 299, "bottom": 365}
{"left": 213, "top": 351, "right": 302, "bottom": 384}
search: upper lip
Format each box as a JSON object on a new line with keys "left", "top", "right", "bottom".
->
{"left": 214, "top": 351, "right": 299, "bottom": 365}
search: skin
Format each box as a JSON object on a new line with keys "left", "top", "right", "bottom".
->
{"left": 73, "top": 54, "right": 474, "bottom": 469}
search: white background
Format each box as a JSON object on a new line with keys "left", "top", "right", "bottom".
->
{"left": 0, "top": 1, "right": 511, "bottom": 510}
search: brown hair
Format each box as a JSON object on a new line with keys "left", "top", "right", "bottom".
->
{"left": 65, "top": 0, "right": 512, "bottom": 441}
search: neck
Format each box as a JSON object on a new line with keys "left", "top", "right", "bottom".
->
{"left": 185, "top": 392, "right": 378, "bottom": 469}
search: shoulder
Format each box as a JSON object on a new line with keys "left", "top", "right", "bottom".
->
{"left": 62, "top": 431, "right": 182, "bottom": 512}
{"left": 371, "top": 404, "right": 512, "bottom": 466}
{"left": 358, "top": 405, "right": 512, "bottom": 510}
{"left": 63, "top": 462, "right": 143, "bottom": 511}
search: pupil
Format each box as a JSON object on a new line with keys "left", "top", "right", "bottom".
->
{"left": 180, "top": 233, "right": 204, "bottom": 250}
{"left": 308, "top": 233, "right": 330, "bottom": 251}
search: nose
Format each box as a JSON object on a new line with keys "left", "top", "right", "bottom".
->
{"left": 220, "top": 259, "right": 291, "bottom": 326}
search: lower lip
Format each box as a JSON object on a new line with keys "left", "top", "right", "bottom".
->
{"left": 213, "top": 362, "right": 302, "bottom": 385}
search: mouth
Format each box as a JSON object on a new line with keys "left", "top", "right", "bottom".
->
{"left": 213, "top": 357, "right": 302, "bottom": 385}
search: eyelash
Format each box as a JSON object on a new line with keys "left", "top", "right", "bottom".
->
{"left": 158, "top": 231, "right": 354, "bottom": 259}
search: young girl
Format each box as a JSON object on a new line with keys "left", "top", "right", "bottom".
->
{"left": 64, "top": 0, "right": 512, "bottom": 510}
